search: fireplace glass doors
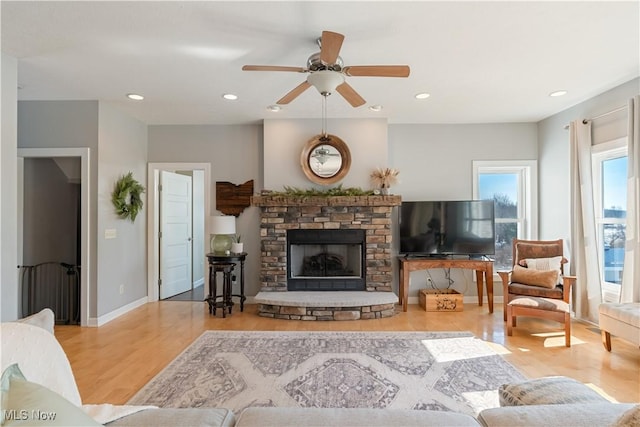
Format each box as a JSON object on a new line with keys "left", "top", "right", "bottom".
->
{"left": 287, "top": 229, "right": 365, "bottom": 291}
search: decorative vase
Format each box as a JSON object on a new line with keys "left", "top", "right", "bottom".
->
{"left": 211, "top": 234, "right": 233, "bottom": 254}
{"left": 381, "top": 187, "right": 390, "bottom": 195}
{"left": 231, "top": 242, "right": 244, "bottom": 254}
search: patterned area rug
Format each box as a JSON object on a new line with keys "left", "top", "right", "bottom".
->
{"left": 128, "top": 331, "right": 525, "bottom": 416}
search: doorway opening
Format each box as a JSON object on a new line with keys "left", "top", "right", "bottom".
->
{"left": 17, "top": 148, "right": 90, "bottom": 326}
{"left": 147, "top": 163, "right": 211, "bottom": 302}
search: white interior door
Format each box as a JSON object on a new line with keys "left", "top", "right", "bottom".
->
{"left": 160, "top": 171, "right": 193, "bottom": 299}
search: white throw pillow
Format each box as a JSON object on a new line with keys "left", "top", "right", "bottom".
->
{"left": 1, "top": 364, "right": 100, "bottom": 426}
{"left": 0, "top": 323, "right": 82, "bottom": 407}
{"left": 16, "top": 309, "right": 55, "bottom": 335}
{"left": 523, "top": 256, "right": 563, "bottom": 272}
{"left": 522, "top": 256, "right": 563, "bottom": 285}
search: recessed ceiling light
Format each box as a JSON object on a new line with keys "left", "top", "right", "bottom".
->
{"left": 267, "top": 105, "right": 281, "bottom": 112}
{"left": 222, "top": 93, "right": 238, "bottom": 100}
{"left": 549, "top": 90, "right": 567, "bottom": 97}
{"left": 415, "top": 92, "right": 430, "bottom": 99}
{"left": 369, "top": 105, "right": 383, "bottom": 112}
{"left": 126, "top": 93, "right": 144, "bottom": 101}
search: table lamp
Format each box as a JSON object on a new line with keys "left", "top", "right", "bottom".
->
{"left": 210, "top": 215, "right": 236, "bottom": 254}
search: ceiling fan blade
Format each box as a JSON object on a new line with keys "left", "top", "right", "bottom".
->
{"left": 277, "top": 81, "right": 312, "bottom": 104}
{"left": 343, "top": 65, "right": 410, "bottom": 78}
{"left": 335, "top": 82, "right": 366, "bottom": 108}
{"left": 242, "top": 65, "right": 307, "bottom": 73}
{"left": 320, "top": 31, "right": 345, "bottom": 65}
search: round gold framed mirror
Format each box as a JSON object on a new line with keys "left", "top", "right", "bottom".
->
{"left": 300, "top": 134, "right": 351, "bottom": 185}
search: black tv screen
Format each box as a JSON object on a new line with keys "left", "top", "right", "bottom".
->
{"left": 399, "top": 200, "right": 495, "bottom": 256}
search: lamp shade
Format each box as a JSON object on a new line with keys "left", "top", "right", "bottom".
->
{"left": 210, "top": 216, "right": 236, "bottom": 235}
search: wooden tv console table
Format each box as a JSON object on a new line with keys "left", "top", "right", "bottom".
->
{"left": 398, "top": 257, "right": 494, "bottom": 313}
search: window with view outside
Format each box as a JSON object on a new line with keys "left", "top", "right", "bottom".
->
{"left": 600, "top": 155, "right": 627, "bottom": 285}
{"left": 473, "top": 160, "right": 536, "bottom": 271}
{"left": 592, "top": 138, "right": 627, "bottom": 302}
{"left": 478, "top": 173, "right": 519, "bottom": 269}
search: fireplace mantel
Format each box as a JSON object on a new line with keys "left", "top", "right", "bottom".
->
{"left": 251, "top": 194, "right": 401, "bottom": 208}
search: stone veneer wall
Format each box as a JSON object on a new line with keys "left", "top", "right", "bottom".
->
{"left": 251, "top": 195, "right": 402, "bottom": 292}
{"left": 259, "top": 303, "right": 397, "bottom": 321}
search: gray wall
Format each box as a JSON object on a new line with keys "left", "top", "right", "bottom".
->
{"left": 264, "top": 118, "right": 388, "bottom": 190}
{"left": 1, "top": 53, "right": 18, "bottom": 321}
{"left": 537, "top": 78, "right": 639, "bottom": 246}
{"left": 18, "top": 100, "right": 100, "bottom": 317}
{"left": 17, "top": 100, "right": 147, "bottom": 320}
{"left": 389, "top": 123, "right": 539, "bottom": 298}
{"left": 148, "top": 124, "right": 263, "bottom": 297}
{"left": 389, "top": 124, "right": 538, "bottom": 200}
{"left": 97, "top": 103, "right": 148, "bottom": 316}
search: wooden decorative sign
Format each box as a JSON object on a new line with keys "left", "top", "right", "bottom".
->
{"left": 216, "top": 180, "right": 254, "bottom": 216}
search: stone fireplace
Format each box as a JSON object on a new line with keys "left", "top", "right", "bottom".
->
{"left": 287, "top": 229, "right": 366, "bottom": 291}
{"left": 251, "top": 194, "right": 401, "bottom": 320}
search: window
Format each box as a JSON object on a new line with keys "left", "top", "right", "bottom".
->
{"left": 592, "top": 138, "right": 627, "bottom": 302}
{"left": 473, "top": 161, "right": 538, "bottom": 270}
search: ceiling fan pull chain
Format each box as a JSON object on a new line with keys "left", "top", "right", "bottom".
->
{"left": 322, "top": 94, "right": 328, "bottom": 138}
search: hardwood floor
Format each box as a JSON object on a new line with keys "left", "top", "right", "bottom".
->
{"left": 54, "top": 301, "right": 640, "bottom": 406}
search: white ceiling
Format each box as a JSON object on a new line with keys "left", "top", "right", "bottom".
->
{"left": 2, "top": 1, "right": 638, "bottom": 126}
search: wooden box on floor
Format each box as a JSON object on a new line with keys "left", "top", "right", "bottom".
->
{"left": 419, "top": 289, "right": 463, "bottom": 312}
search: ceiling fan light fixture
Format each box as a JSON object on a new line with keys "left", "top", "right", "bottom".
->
{"left": 307, "top": 70, "right": 345, "bottom": 96}
{"left": 267, "top": 105, "right": 281, "bottom": 112}
{"left": 369, "top": 105, "right": 383, "bottom": 112}
{"left": 313, "top": 147, "right": 331, "bottom": 165}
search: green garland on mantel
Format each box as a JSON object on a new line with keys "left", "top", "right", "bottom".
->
{"left": 268, "top": 185, "right": 374, "bottom": 197}
{"left": 111, "top": 172, "right": 145, "bottom": 222}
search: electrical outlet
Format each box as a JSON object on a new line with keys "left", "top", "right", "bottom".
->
{"left": 119, "top": 284, "right": 124, "bottom": 294}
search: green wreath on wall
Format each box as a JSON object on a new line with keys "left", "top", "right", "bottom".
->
{"left": 111, "top": 172, "right": 145, "bottom": 222}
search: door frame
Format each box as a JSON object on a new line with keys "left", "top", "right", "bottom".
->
{"left": 147, "top": 163, "right": 211, "bottom": 302}
{"left": 17, "top": 148, "right": 91, "bottom": 327}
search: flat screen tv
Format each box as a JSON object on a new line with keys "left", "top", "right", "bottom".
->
{"left": 399, "top": 200, "right": 495, "bottom": 257}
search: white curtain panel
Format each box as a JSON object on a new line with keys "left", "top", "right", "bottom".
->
{"left": 621, "top": 96, "right": 640, "bottom": 303}
{"left": 570, "top": 120, "right": 602, "bottom": 322}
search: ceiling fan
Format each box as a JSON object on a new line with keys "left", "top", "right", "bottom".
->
{"left": 242, "top": 31, "right": 410, "bottom": 108}
{"left": 311, "top": 146, "right": 338, "bottom": 165}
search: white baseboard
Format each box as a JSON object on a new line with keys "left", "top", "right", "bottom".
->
{"left": 87, "top": 296, "right": 148, "bottom": 327}
{"left": 193, "top": 277, "right": 204, "bottom": 287}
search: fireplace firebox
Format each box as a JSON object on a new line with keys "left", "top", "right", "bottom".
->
{"left": 287, "top": 229, "right": 365, "bottom": 291}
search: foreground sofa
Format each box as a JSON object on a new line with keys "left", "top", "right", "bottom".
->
{"left": 1, "top": 309, "right": 636, "bottom": 426}
{"left": 1, "top": 310, "right": 235, "bottom": 427}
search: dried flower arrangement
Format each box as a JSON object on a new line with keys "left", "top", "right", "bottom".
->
{"left": 370, "top": 167, "right": 400, "bottom": 189}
